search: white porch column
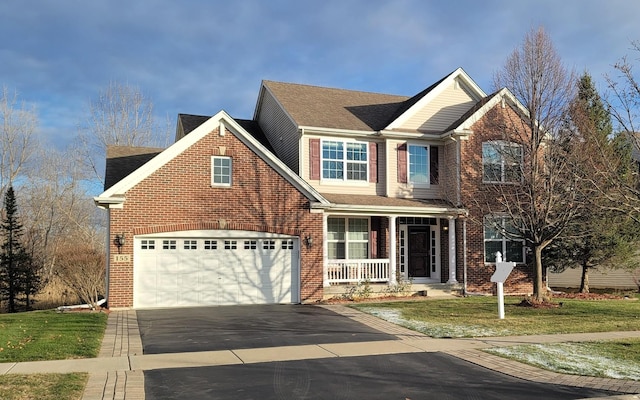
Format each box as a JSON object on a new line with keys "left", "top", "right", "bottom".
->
{"left": 389, "top": 216, "right": 397, "bottom": 285}
{"left": 322, "top": 213, "right": 330, "bottom": 287}
{"left": 447, "top": 217, "right": 458, "bottom": 283}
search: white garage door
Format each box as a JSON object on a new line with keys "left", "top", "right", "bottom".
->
{"left": 133, "top": 231, "right": 299, "bottom": 308}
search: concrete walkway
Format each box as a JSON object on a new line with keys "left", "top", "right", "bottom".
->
{"left": 0, "top": 306, "right": 638, "bottom": 399}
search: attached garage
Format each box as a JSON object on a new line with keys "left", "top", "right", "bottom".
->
{"left": 133, "top": 231, "right": 300, "bottom": 308}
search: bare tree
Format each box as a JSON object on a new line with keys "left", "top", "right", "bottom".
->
{"left": 486, "top": 27, "right": 578, "bottom": 302}
{"left": 21, "top": 145, "right": 103, "bottom": 283}
{"left": 55, "top": 243, "right": 105, "bottom": 309}
{"left": 77, "top": 81, "right": 159, "bottom": 185}
{"left": 0, "top": 87, "right": 37, "bottom": 195}
{"left": 602, "top": 41, "right": 640, "bottom": 220}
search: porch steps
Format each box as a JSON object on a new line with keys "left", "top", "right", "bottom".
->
{"left": 322, "top": 282, "right": 463, "bottom": 301}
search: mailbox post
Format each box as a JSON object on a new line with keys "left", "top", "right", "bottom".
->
{"left": 490, "top": 252, "right": 516, "bottom": 319}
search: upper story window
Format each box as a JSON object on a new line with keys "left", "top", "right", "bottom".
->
{"left": 212, "top": 156, "right": 232, "bottom": 187}
{"left": 322, "top": 140, "right": 368, "bottom": 181}
{"left": 408, "top": 144, "right": 429, "bottom": 185}
{"left": 482, "top": 141, "right": 522, "bottom": 183}
{"left": 484, "top": 216, "right": 525, "bottom": 263}
{"left": 398, "top": 143, "right": 438, "bottom": 185}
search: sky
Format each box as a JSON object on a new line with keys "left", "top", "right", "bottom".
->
{"left": 1, "top": 0, "right": 639, "bottom": 150}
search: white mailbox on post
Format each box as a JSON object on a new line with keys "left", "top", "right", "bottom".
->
{"left": 490, "top": 252, "right": 516, "bottom": 319}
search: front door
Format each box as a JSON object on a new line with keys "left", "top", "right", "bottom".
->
{"left": 408, "top": 226, "right": 430, "bottom": 278}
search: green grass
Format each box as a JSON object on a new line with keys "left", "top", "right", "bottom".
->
{"left": 352, "top": 296, "right": 640, "bottom": 337}
{"left": 486, "top": 339, "right": 640, "bottom": 380}
{"left": 0, "top": 310, "right": 108, "bottom": 362}
{"left": 0, "top": 373, "right": 87, "bottom": 400}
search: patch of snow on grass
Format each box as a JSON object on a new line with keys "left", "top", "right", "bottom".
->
{"left": 487, "top": 343, "right": 640, "bottom": 381}
{"left": 358, "top": 307, "right": 510, "bottom": 338}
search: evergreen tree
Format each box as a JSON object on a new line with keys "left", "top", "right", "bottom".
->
{"left": 0, "top": 186, "right": 39, "bottom": 312}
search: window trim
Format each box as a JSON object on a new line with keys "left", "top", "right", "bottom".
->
{"left": 482, "top": 141, "right": 523, "bottom": 184}
{"left": 407, "top": 143, "right": 430, "bottom": 188}
{"left": 483, "top": 216, "right": 525, "bottom": 264}
{"left": 211, "top": 156, "right": 232, "bottom": 187}
{"left": 327, "top": 216, "right": 370, "bottom": 259}
{"left": 320, "top": 139, "right": 368, "bottom": 183}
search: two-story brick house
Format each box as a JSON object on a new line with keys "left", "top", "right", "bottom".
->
{"left": 95, "top": 67, "right": 533, "bottom": 309}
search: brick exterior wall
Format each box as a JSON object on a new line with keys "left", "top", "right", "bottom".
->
{"left": 459, "top": 105, "right": 535, "bottom": 295}
{"left": 107, "top": 126, "right": 323, "bottom": 308}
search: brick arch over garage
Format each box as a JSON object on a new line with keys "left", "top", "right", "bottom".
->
{"left": 132, "top": 221, "right": 302, "bottom": 237}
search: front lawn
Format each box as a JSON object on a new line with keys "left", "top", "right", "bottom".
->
{"left": 0, "top": 373, "right": 87, "bottom": 400}
{"left": 353, "top": 295, "right": 640, "bottom": 380}
{"left": 0, "top": 310, "right": 108, "bottom": 362}
{"left": 353, "top": 295, "right": 640, "bottom": 337}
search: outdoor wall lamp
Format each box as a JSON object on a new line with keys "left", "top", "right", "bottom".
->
{"left": 114, "top": 233, "right": 126, "bottom": 253}
{"left": 304, "top": 235, "right": 313, "bottom": 249}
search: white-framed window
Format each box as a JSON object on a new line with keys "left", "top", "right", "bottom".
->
{"left": 281, "top": 240, "right": 294, "bottom": 250}
{"left": 408, "top": 144, "right": 429, "bottom": 185}
{"left": 262, "top": 240, "right": 276, "bottom": 250}
{"left": 327, "top": 217, "right": 369, "bottom": 259}
{"left": 482, "top": 141, "right": 522, "bottom": 183}
{"left": 322, "top": 140, "right": 367, "bottom": 181}
{"left": 204, "top": 240, "right": 217, "bottom": 250}
{"left": 212, "top": 156, "right": 232, "bottom": 186}
{"left": 484, "top": 216, "right": 525, "bottom": 263}
{"left": 244, "top": 240, "right": 257, "bottom": 250}
{"left": 224, "top": 240, "right": 237, "bottom": 250}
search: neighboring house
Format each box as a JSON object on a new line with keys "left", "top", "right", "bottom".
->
{"left": 549, "top": 267, "right": 640, "bottom": 291}
{"left": 95, "top": 68, "right": 534, "bottom": 309}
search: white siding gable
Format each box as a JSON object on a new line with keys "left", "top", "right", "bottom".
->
{"left": 398, "top": 78, "right": 478, "bottom": 133}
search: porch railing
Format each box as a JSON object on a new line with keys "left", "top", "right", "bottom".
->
{"left": 326, "top": 259, "right": 390, "bottom": 284}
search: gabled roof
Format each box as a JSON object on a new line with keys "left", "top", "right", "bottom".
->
{"left": 258, "top": 80, "right": 408, "bottom": 131}
{"left": 446, "top": 87, "right": 530, "bottom": 134}
{"left": 104, "top": 146, "right": 164, "bottom": 191}
{"left": 95, "top": 111, "right": 328, "bottom": 208}
{"left": 384, "top": 67, "right": 486, "bottom": 131}
{"left": 177, "top": 113, "right": 275, "bottom": 152}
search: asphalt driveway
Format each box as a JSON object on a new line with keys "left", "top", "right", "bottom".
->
{"left": 144, "top": 352, "right": 619, "bottom": 400}
{"left": 138, "top": 305, "right": 623, "bottom": 400}
{"left": 136, "top": 304, "right": 397, "bottom": 354}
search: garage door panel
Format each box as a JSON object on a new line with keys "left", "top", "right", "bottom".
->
{"left": 134, "top": 235, "right": 298, "bottom": 308}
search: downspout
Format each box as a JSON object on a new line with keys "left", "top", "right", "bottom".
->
{"left": 463, "top": 218, "right": 468, "bottom": 296}
{"left": 105, "top": 210, "right": 111, "bottom": 307}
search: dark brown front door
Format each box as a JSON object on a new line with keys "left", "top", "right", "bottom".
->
{"left": 408, "top": 226, "right": 430, "bottom": 278}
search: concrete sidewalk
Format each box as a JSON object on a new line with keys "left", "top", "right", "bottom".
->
{"left": 0, "top": 306, "right": 638, "bottom": 399}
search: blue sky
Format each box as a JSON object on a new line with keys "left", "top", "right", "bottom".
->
{"left": 2, "top": 0, "right": 639, "bottom": 148}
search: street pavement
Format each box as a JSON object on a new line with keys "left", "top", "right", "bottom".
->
{"left": 0, "top": 304, "right": 638, "bottom": 399}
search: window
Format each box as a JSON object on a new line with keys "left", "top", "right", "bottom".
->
{"left": 408, "top": 144, "right": 429, "bottom": 184}
{"left": 281, "top": 240, "right": 294, "bottom": 250}
{"left": 482, "top": 141, "right": 522, "bottom": 183}
{"left": 224, "top": 240, "right": 237, "bottom": 250}
{"left": 262, "top": 240, "right": 276, "bottom": 250}
{"left": 183, "top": 240, "right": 197, "bottom": 250}
{"left": 162, "top": 240, "right": 176, "bottom": 250}
{"left": 244, "top": 240, "right": 257, "bottom": 250}
{"left": 327, "top": 217, "right": 369, "bottom": 259}
{"left": 204, "top": 240, "right": 217, "bottom": 250}
{"left": 212, "top": 156, "right": 232, "bottom": 186}
{"left": 141, "top": 240, "right": 155, "bottom": 250}
{"left": 484, "top": 216, "right": 524, "bottom": 263}
{"left": 322, "top": 140, "right": 367, "bottom": 181}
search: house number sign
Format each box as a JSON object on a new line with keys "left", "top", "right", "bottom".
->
{"left": 113, "top": 254, "right": 131, "bottom": 262}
